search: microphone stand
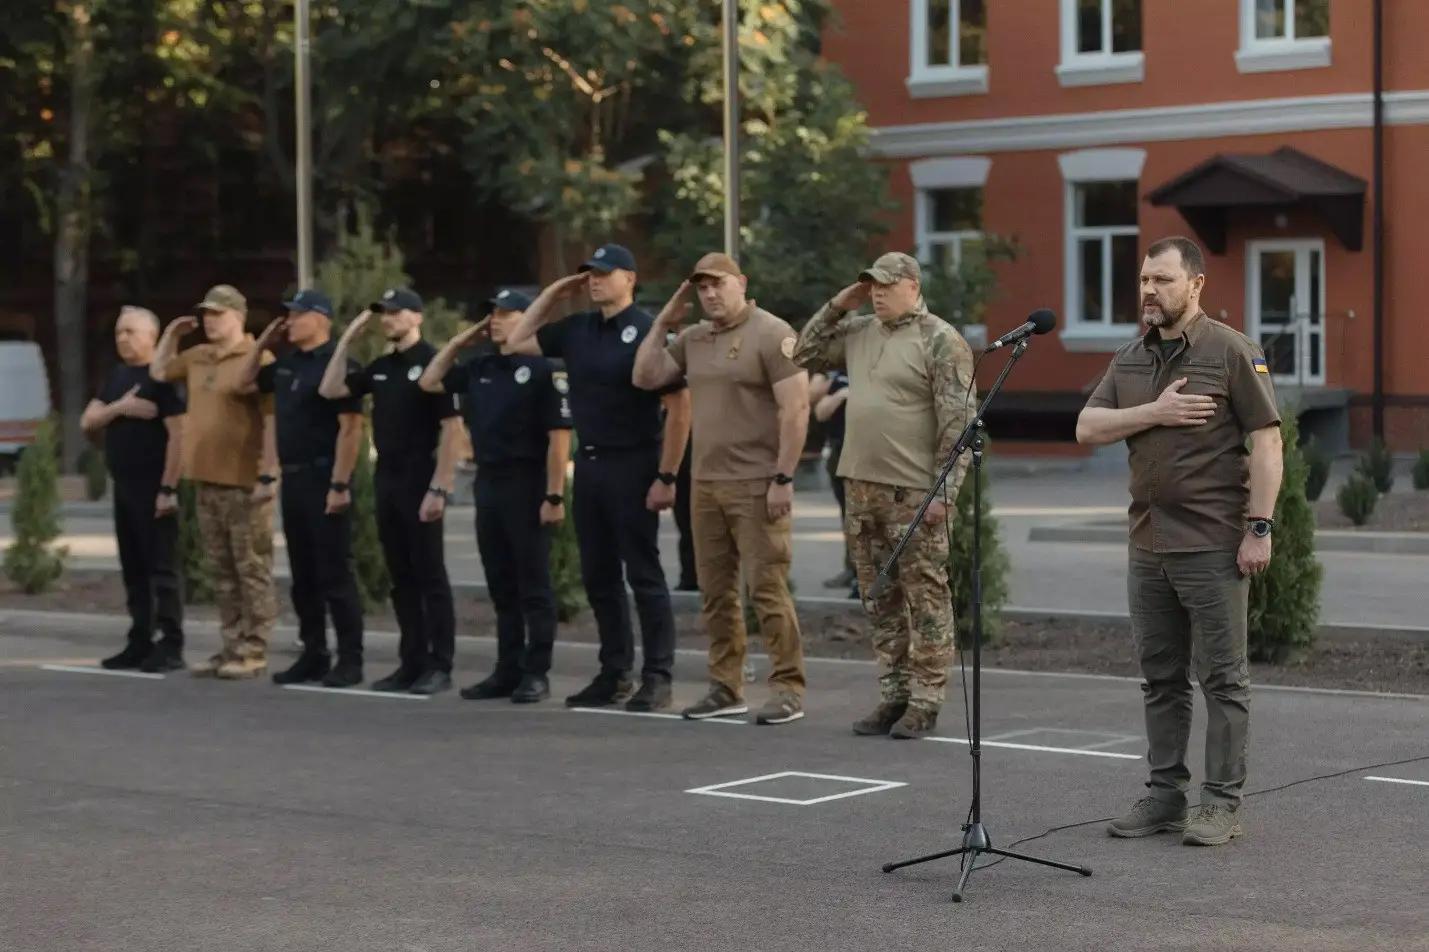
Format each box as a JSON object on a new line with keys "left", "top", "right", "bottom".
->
{"left": 873, "top": 335, "right": 1091, "bottom": 903}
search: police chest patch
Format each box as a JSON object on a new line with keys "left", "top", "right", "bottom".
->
{"left": 553, "top": 373, "right": 569, "bottom": 394}
{"left": 620, "top": 325, "right": 638, "bottom": 345}
{"left": 514, "top": 365, "right": 532, "bottom": 384}
{"left": 407, "top": 365, "right": 423, "bottom": 381}
{"left": 780, "top": 336, "right": 796, "bottom": 359}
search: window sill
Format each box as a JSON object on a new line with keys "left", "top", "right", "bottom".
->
{"left": 1059, "top": 325, "right": 1140, "bottom": 353}
{"left": 906, "top": 66, "right": 990, "bottom": 99}
{"left": 1055, "top": 53, "right": 1145, "bottom": 88}
{"left": 1235, "top": 38, "right": 1331, "bottom": 74}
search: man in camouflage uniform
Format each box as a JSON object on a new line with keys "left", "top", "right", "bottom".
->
{"left": 794, "top": 252, "right": 975, "bottom": 739}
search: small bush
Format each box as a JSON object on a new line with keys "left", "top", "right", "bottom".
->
{"left": 948, "top": 454, "right": 1010, "bottom": 647}
{"left": 79, "top": 447, "right": 108, "bottom": 501}
{"left": 550, "top": 481, "right": 586, "bottom": 622}
{"left": 1248, "top": 413, "right": 1322, "bottom": 662}
{"left": 1355, "top": 438, "right": 1394, "bottom": 494}
{"left": 1336, "top": 474, "right": 1379, "bottom": 527}
{"left": 1302, "top": 437, "right": 1331, "bottom": 502}
{"left": 350, "top": 431, "right": 389, "bottom": 611}
{"left": 177, "top": 481, "right": 213, "bottom": 603}
{"left": 1412, "top": 450, "right": 1429, "bottom": 491}
{"left": 4, "top": 418, "right": 68, "bottom": 593}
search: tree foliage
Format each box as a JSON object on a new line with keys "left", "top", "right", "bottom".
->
{"left": 4, "top": 419, "right": 68, "bottom": 594}
{"left": 1248, "top": 413, "right": 1322, "bottom": 662}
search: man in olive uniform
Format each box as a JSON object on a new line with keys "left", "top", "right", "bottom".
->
{"left": 633, "top": 253, "right": 810, "bottom": 725}
{"left": 1077, "top": 236, "right": 1283, "bottom": 847}
{"left": 794, "top": 252, "right": 975, "bottom": 739}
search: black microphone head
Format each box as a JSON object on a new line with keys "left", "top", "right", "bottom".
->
{"left": 1028, "top": 309, "right": 1057, "bottom": 335}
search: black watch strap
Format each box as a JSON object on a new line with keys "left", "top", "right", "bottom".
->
{"left": 657, "top": 471, "right": 677, "bottom": 486}
{"left": 329, "top": 481, "right": 350, "bottom": 493}
{"left": 428, "top": 486, "right": 451, "bottom": 501}
{"left": 772, "top": 472, "right": 793, "bottom": 485}
{"left": 257, "top": 474, "right": 277, "bottom": 486}
{"left": 545, "top": 493, "right": 564, "bottom": 506}
{"left": 158, "top": 485, "right": 177, "bottom": 496}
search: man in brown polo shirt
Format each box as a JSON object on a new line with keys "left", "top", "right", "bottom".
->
{"left": 1077, "top": 236, "right": 1283, "bottom": 847}
{"left": 152, "top": 284, "right": 280, "bottom": 679}
{"left": 633, "top": 253, "right": 810, "bottom": 725}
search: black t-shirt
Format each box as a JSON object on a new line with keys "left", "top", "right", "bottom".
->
{"left": 96, "top": 363, "right": 184, "bottom": 481}
{"left": 826, "top": 370, "right": 849, "bottom": 442}
{"left": 444, "top": 351, "right": 572, "bottom": 467}
{"left": 257, "top": 340, "right": 362, "bottom": 466}
{"left": 537, "top": 304, "right": 685, "bottom": 449}
{"left": 347, "top": 340, "right": 458, "bottom": 470}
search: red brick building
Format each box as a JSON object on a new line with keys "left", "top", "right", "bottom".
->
{"left": 823, "top": 0, "right": 1427, "bottom": 451}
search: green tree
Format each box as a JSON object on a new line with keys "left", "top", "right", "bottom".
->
{"left": 4, "top": 419, "right": 68, "bottom": 593}
{"left": 349, "top": 429, "right": 389, "bottom": 609}
{"left": 1248, "top": 412, "right": 1322, "bottom": 662}
{"left": 946, "top": 453, "right": 1009, "bottom": 647}
{"left": 176, "top": 480, "right": 212, "bottom": 604}
{"left": 550, "top": 481, "right": 586, "bottom": 622}
{"left": 918, "top": 236, "right": 1021, "bottom": 330}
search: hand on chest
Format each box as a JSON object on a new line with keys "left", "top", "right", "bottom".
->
{"left": 1115, "top": 353, "right": 1228, "bottom": 407}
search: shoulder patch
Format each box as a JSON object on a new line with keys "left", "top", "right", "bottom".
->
{"left": 620, "top": 325, "right": 638, "bottom": 345}
{"left": 553, "top": 371, "right": 569, "bottom": 394}
{"left": 1251, "top": 357, "right": 1270, "bottom": 374}
{"left": 780, "top": 336, "right": 796, "bottom": 359}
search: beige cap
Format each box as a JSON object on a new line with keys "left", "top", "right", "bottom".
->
{"left": 689, "top": 252, "right": 744, "bottom": 282}
{"left": 195, "top": 284, "right": 247, "bottom": 314}
{"left": 858, "top": 252, "right": 921, "bottom": 285}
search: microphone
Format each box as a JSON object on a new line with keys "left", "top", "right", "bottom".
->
{"left": 984, "top": 309, "right": 1056, "bottom": 352}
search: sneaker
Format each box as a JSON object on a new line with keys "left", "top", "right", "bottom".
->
{"left": 215, "top": 656, "right": 268, "bottom": 680}
{"left": 625, "top": 677, "right": 673, "bottom": 713}
{"left": 852, "top": 701, "right": 909, "bottom": 736}
{"left": 755, "top": 691, "right": 804, "bottom": 725}
{"left": 823, "top": 567, "right": 856, "bottom": 589}
{"left": 1181, "top": 803, "right": 1243, "bottom": 846}
{"left": 190, "top": 653, "right": 226, "bottom": 677}
{"left": 320, "top": 661, "right": 363, "bottom": 688}
{"left": 511, "top": 673, "right": 551, "bottom": 704}
{"left": 680, "top": 683, "right": 749, "bottom": 720}
{"left": 408, "top": 670, "right": 451, "bottom": 695}
{"left": 564, "top": 672, "right": 635, "bottom": 708}
{"left": 1106, "top": 796, "right": 1190, "bottom": 838}
{"left": 460, "top": 672, "right": 521, "bottom": 701}
{"left": 370, "top": 668, "right": 420, "bottom": 692}
{"left": 272, "top": 653, "right": 330, "bottom": 685}
{"left": 889, "top": 705, "right": 938, "bottom": 740}
{"left": 139, "top": 641, "right": 184, "bottom": 673}
{"left": 101, "top": 644, "right": 149, "bottom": 670}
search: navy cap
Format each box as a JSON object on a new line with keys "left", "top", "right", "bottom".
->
{"left": 371, "top": 287, "right": 423, "bottom": 313}
{"left": 282, "top": 288, "right": 333, "bottom": 317}
{"left": 577, "top": 243, "right": 637, "bottom": 274}
{"left": 486, "top": 287, "right": 534, "bottom": 312}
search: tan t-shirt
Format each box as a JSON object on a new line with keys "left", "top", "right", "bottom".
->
{"left": 158, "top": 336, "right": 274, "bottom": 488}
{"left": 667, "top": 304, "right": 803, "bottom": 481}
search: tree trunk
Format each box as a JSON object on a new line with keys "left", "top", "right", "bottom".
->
{"left": 53, "top": 2, "right": 95, "bottom": 473}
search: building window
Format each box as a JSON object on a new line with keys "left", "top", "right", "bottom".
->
{"left": 1058, "top": 149, "right": 1144, "bottom": 348}
{"left": 1057, "top": 0, "right": 1143, "bottom": 87}
{"left": 918, "top": 187, "right": 984, "bottom": 271}
{"left": 908, "top": 0, "right": 989, "bottom": 98}
{"left": 1236, "top": 0, "right": 1331, "bottom": 73}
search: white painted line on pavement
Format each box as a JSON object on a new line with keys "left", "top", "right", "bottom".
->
{"left": 571, "top": 707, "right": 748, "bottom": 726}
{"left": 687, "top": 771, "right": 906, "bottom": 806}
{"left": 924, "top": 735, "right": 1141, "bottom": 760}
{"left": 39, "top": 664, "right": 164, "bottom": 680}
{"left": 1364, "top": 776, "right": 1429, "bottom": 787}
{"left": 281, "top": 684, "right": 429, "bottom": 701}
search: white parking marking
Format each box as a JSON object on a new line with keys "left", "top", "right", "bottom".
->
{"left": 571, "top": 707, "right": 748, "bottom": 726}
{"left": 281, "top": 684, "right": 428, "bottom": 701}
{"left": 40, "top": 664, "right": 164, "bottom": 680}
{"left": 1364, "top": 776, "right": 1429, "bottom": 787}
{"left": 686, "top": 771, "right": 906, "bottom": 806}
{"left": 924, "top": 736, "right": 1141, "bottom": 760}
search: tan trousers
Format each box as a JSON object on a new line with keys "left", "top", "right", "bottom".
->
{"left": 195, "top": 483, "right": 278, "bottom": 660}
{"left": 692, "top": 478, "right": 805, "bottom": 698}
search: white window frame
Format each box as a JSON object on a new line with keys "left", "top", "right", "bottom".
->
{"left": 1235, "top": 0, "right": 1331, "bottom": 74}
{"left": 1245, "top": 238, "right": 1327, "bottom": 387}
{"left": 1059, "top": 149, "right": 1145, "bottom": 352}
{"left": 907, "top": 0, "right": 989, "bottom": 99}
{"left": 1056, "top": 0, "right": 1144, "bottom": 88}
{"left": 911, "top": 158, "right": 991, "bottom": 346}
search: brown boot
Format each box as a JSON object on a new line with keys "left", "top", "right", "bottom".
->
{"left": 190, "top": 653, "right": 226, "bottom": 678}
{"left": 852, "top": 701, "right": 908, "bottom": 736}
{"left": 889, "top": 705, "right": 939, "bottom": 740}
{"left": 216, "top": 656, "right": 268, "bottom": 680}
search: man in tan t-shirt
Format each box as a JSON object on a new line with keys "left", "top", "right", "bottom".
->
{"left": 152, "top": 284, "right": 280, "bottom": 679}
{"left": 633, "top": 253, "right": 810, "bottom": 725}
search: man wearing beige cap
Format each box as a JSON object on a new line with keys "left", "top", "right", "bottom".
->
{"left": 152, "top": 284, "right": 280, "bottom": 679}
{"left": 794, "top": 252, "right": 976, "bottom": 739}
{"left": 634, "top": 253, "right": 810, "bottom": 725}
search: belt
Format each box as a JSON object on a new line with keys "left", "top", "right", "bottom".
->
{"left": 280, "top": 456, "right": 333, "bottom": 474}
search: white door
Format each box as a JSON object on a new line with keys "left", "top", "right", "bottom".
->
{"left": 1247, "top": 241, "right": 1326, "bottom": 386}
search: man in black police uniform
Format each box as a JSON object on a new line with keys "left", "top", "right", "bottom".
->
{"left": 319, "top": 286, "right": 463, "bottom": 695}
{"left": 420, "top": 288, "right": 572, "bottom": 703}
{"left": 82, "top": 305, "right": 186, "bottom": 671}
{"left": 508, "top": 245, "right": 692, "bottom": 711}
{"left": 240, "top": 289, "right": 366, "bottom": 687}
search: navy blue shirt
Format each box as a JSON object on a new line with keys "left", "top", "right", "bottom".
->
{"left": 826, "top": 370, "right": 849, "bottom": 442}
{"left": 257, "top": 340, "right": 361, "bottom": 465}
{"left": 346, "top": 339, "right": 458, "bottom": 469}
{"left": 444, "top": 351, "right": 572, "bottom": 466}
{"left": 537, "top": 304, "right": 685, "bottom": 449}
{"left": 96, "top": 363, "right": 184, "bottom": 481}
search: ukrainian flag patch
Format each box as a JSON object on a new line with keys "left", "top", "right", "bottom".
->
{"left": 1252, "top": 357, "right": 1270, "bottom": 374}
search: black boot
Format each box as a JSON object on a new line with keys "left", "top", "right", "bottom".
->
{"left": 370, "top": 667, "right": 420, "bottom": 692}
{"left": 564, "top": 672, "right": 635, "bottom": 708}
{"left": 139, "top": 640, "right": 185, "bottom": 673}
{"left": 101, "top": 642, "right": 150, "bottom": 670}
{"left": 625, "top": 676, "right": 672, "bottom": 712}
{"left": 272, "top": 652, "right": 330, "bottom": 685}
{"left": 511, "top": 673, "right": 551, "bottom": 704}
{"left": 321, "top": 659, "right": 363, "bottom": 688}
{"left": 460, "top": 671, "right": 520, "bottom": 700}
{"left": 409, "top": 669, "right": 452, "bottom": 695}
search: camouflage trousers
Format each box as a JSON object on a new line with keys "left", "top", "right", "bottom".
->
{"left": 845, "top": 478, "right": 956, "bottom": 709}
{"left": 195, "top": 483, "right": 278, "bottom": 660}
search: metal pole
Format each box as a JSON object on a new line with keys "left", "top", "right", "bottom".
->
{"left": 1370, "top": 0, "right": 1385, "bottom": 439}
{"left": 294, "top": 0, "right": 314, "bottom": 288}
{"left": 721, "top": 0, "right": 740, "bottom": 258}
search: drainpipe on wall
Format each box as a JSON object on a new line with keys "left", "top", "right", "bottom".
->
{"left": 1371, "top": 0, "right": 1386, "bottom": 440}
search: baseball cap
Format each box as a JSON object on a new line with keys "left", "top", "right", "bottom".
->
{"left": 282, "top": 288, "right": 333, "bottom": 317}
{"left": 195, "top": 284, "right": 247, "bottom": 314}
{"left": 578, "top": 243, "right": 637, "bottom": 274}
{"left": 858, "top": 252, "right": 922, "bottom": 285}
{"left": 371, "top": 287, "right": 423, "bottom": 313}
{"left": 486, "top": 287, "right": 534, "bottom": 312}
{"left": 688, "top": 252, "right": 743, "bottom": 282}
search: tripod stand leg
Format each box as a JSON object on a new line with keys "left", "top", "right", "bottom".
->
{"left": 881, "top": 846, "right": 969, "bottom": 874}
{"left": 950, "top": 850, "right": 980, "bottom": 903}
{"left": 983, "top": 847, "right": 1093, "bottom": 877}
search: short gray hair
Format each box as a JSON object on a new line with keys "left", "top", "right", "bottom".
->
{"left": 118, "top": 305, "right": 160, "bottom": 335}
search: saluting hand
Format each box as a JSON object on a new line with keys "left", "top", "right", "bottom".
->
{"left": 1151, "top": 378, "right": 1217, "bottom": 428}
{"left": 549, "top": 273, "right": 590, "bottom": 300}
{"left": 346, "top": 309, "right": 374, "bottom": 335}
{"left": 257, "top": 316, "right": 289, "bottom": 350}
{"left": 455, "top": 317, "right": 490, "bottom": 348}
{"left": 166, "top": 315, "right": 199, "bottom": 338}
{"left": 646, "top": 478, "right": 676, "bottom": 513}
{"left": 830, "top": 281, "right": 872, "bottom": 313}
{"left": 657, "top": 281, "right": 693, "bottom": 330}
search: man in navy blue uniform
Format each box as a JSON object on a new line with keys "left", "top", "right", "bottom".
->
{"left": 240, "top": 289, "right": 367, "bottom": 687}
{"left": 420, "top": 288, "right": 572, "bottom": 703}
{"left": 508, "top": 245, "right": 692, "bottom": 711}
{"left": 319, "top": 286, "right": 464, "bottom": 695}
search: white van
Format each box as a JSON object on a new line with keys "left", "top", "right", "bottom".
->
{"left": 0, "top": 341, "right": 53, "bottom": 473}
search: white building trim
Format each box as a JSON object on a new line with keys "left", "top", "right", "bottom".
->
{"left": 1056, "top": 0, "right": 1145, "bottom": 88}
{"left": 909, "top": 156, "right": 992, "bottom": 189}
{"left": 1236, "top": 0, "right": 1332, "bottom": 74}
{"left": 1056, "top": 148, "right": 1145, "bottom": 182}
{"left": 868, "top": 90, "right": 1429, "bottom": 157}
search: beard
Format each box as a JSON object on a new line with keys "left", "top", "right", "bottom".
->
{"left": 1142, "top": 298, "right": 1188, "bottom": 328}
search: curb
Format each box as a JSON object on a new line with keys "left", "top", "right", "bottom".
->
{"left": 1028, "top": 523, "right": 1429, "bottom": 556}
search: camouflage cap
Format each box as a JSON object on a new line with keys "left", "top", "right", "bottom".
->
{"left": 195, "top": 284, "right": 247, "bottom": 314}
{"left": 688, "top": 252, "right": 743, "bottom": 282}
{"left": 858, "top": 252, "right": 921, "bottom": 286}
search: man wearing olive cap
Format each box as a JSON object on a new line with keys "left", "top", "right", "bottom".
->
{"left": 794, "top": 252, "right": 976, "bottom": 739}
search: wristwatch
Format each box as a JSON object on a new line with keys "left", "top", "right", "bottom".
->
{"left": 428, "top": 486, "right": 451, "bottom": 501}
{"left": 257, "top": 474, "right": 277, "bottom": 486}
{"left": 545, "top": 493, "right": 564, "bottom": 506}
{"left": 1247, "top": 517, "right": 1274, "bottom": 538}
{"left": 158, "top": 485, "right": 177, "bottom": 497}
{"left": 772, "top": 472, "right": 794, "bottom": 486}
{"left": 329, "top": 481, "right": 350, "bottom": 493}
{"left": 657, "top": 471, "right": 677, "bottom": 486}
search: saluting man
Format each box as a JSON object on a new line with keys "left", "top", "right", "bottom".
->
{"left": 421, "top": 288, "right": 572, "bottom": 703}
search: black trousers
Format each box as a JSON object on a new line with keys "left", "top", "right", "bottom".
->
{"left": 475, "top": 462, "right": 556, "bottom": 678}
{"left": 573, "top": 445, "right": 675, "bottom": 680}
{"left": 113, "top": 474, "right": 182, "bottom": 647}
{"left": 280, "top": 466, "right": 364, "bottom": 663}
{"left": 673, "top": 443, "right": 696, "bottom": 587}
{"left": 827, "top": 439, "right": 851, "bottom": 570}
{"left": 375, "top": 461, "right": 455, "bottom": 674}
